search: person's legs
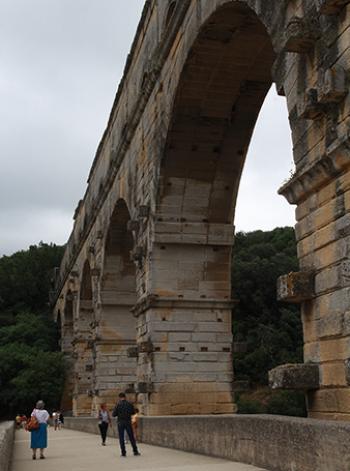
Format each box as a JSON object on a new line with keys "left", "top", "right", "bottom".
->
{"left": 98, "top": 424, "right": 103, "bottom": 443}
{"left": 40, "top": 448, "right": 45, "bottom": 458}
{"left": 117, "top": 423, "right": 126, "bottom": 456}
{"left": 132, "top": 423, "right": 138, "bottom": 441}
{"left": 101, "top": 423, "right": 108, "bottom": 444}
{"left": 32, "top": 448, "right": 37, "bottom": 459}
{"left": 125, "top": 422, "right": 139, "bottom": 455}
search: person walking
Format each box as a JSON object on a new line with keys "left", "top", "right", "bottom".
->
{"left": 131, "top": 408, "right": 139, "bottom": 441}
{"left": 30, "top": 400, "right": 50, "bottom": 460}
{"left": 98, "top": 403, "right": 112, "bottom": 445}
{"left": 112, "top": 393, "right": 140, "bottom": 457}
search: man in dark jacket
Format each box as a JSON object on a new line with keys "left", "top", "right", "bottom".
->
{"left": 112, "top": 392, "right": 140, "bottom": 457}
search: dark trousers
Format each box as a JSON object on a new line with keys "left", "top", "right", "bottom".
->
{"left": 117, "top": 421, "right": 138, "bottom": 455}
{"left": 98, "top": 422, "right": 109, "bottom": 443}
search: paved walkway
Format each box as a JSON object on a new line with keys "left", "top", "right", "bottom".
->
{"left": 11, "top": 428, "right": 267, "bottom": 471}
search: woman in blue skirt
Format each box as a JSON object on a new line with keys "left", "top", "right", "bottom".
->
{"left": 30, "top": 400, "right": 50, "bottom": 460}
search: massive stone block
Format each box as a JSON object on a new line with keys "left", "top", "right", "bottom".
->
{"left": 269, "top": 363, "right": 320, "bottom": 390}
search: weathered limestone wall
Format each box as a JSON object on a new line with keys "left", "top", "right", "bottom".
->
{"left": 53, "top": 0, "right": 350, "bottom": 418}
{"left": 139, "top": 415, "right": 350, "bottom": 471}
{"left": 0, "top": 422, "right": 15, "bottom": 471}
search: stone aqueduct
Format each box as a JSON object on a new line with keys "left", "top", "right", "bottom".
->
{"left": 53, "top": 0, "right": 350, "bottom": 420}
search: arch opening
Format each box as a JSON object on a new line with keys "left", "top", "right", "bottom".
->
{"left": 158, "top": 1, "right": 275, "bottom": 225}
{"left": 78, "top": 260, "right": 94, "bottom": 334}
{"left": 148, "top": 1, "right": 303, "bottom": 416}
{"left": 96, "top": 199, "right": 137, "bottom": 409}
{"left": 72, "top": 260, "right": 95, "bottom": 416}
{"left": 60, "top": 290, "right": 75, "bottom": 414}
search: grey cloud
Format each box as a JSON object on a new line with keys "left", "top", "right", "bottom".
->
{"left": 0, "top": 1, "right": 295, "bottom": 256}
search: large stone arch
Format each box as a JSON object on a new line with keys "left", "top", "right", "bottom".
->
{"left": 94, "top": 199, "right": 138, "bottom": 409}
{"left": 53, "top": 0, "right": 350, "bottom": 419}
{"left": 136, "top": 0, "right": 280, "bottom": 416}
{"left": 135, "top": 0, "right": 350, "bottom": 417}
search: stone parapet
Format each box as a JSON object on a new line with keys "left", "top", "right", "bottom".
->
{"left": 0, "top": 422, "right": 15, "bottom": 471}
{"left": 139, "top": 415, "right": 350, "bottom": 471}
{"left": 64, "top": 417, "right": 118, "bottom": 438}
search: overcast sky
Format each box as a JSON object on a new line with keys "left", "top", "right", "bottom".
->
{"left": 0, "top": 1, "right": 295, "bottom": 257}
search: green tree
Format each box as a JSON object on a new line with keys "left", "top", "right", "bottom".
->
{"left": 232, "top": 227, "right": 303, "bottom": 384}
{"left": 231, "top": 227, "right": 306, "bottom": 416}
{"left": 0, "top": 342, "right": 65, "bottom": 417}
{"left": 0, "top": 243, "right": 65, "bottom": 418}
{"left": 0, "top": 242, "right": 64, "bottom": 318}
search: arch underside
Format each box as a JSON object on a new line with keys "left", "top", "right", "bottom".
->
{"left": 158, "top": 2, "right": 275, "bottom": 224}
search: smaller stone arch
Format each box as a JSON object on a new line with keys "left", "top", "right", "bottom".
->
{"left": 78, "top": 260, "right": 94, "bottom": 336}
{"left": 72, "top": 260, "right": 96, "bottom": 416}
{"left": 56, "top": 310, "right": 62, "bottom": 349}
{"left": 95, "top": 198, "right": 138, "bottom": 409}
{"left": 62, "top": 290, "right": 74, "bottom": 353}
{"left": 60, "top": 290, "right": 76, "bottom": 415}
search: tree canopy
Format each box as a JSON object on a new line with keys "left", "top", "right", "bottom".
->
{"left": 231, "top": 227, "right": 306, "bottom": 416}
{"left": 0, "top": 243, "right": 65, "bottom": 418}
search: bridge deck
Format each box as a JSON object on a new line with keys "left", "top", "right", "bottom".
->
{"left": 11, "top": 428, "right": 267, "bottom": 471}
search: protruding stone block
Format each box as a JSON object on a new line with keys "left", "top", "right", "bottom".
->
{"left": 269, "top": 363, "right": 320, "bottom": 390}
{"left": 283, "top": 17, "right": 317, "bottom": 53}
{"left": 317, "top": 0, "right": 350, "bottom": 14}
{"left": 319, "top": 65, "right": 347, "bottom": 104}
{"left": 277, "top": 271, "right": 314, "bottom": 303}
{"left": 298, "top": 89, "right": 323, "bottom": 120}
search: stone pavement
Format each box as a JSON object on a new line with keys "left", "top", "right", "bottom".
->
{"left": 11, "top": 428, "right": 267, "bottom": 471}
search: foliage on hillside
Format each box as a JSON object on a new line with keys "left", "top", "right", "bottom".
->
{"left": 0, "top": 243, "right": 65, "bottom": 418}
{"left": 231, "top": 227, "right": 306, "bottom": 416}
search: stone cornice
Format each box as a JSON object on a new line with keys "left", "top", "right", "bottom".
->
{"left": 279, "top": 132, "right": 350, "bottom": 205}
{"left": 131, "top": 294, "right": 238, "bottom": 317}
{"left": 95, "top": 338, "right": 136, "bottom": 346}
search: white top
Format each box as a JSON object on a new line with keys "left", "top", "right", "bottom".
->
{"left": 98, "top": 410, "right": 110, "bottom": 423}
{"left": 31, "top": 409, "right": 49, "bottom": 424}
